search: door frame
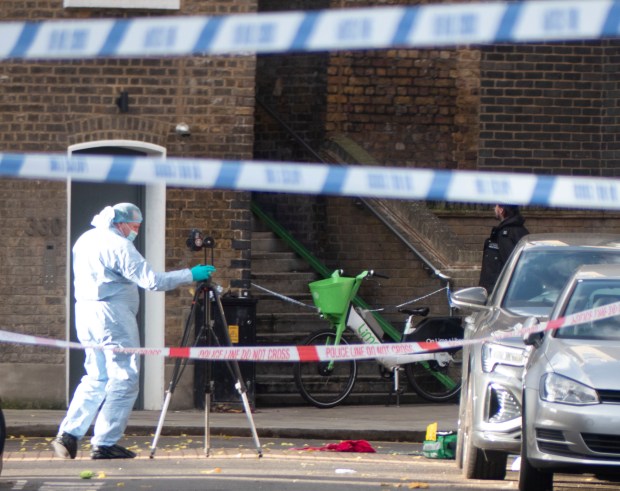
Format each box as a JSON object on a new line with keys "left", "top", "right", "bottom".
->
{"left": 66, "top": 140, "right": 167, "bottom": 410}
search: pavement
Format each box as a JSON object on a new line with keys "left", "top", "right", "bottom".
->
{"left": 3, "top": 402, "right": 459, "bottom": 443}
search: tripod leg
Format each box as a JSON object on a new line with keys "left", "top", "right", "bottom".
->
{"left": 151, "top": 286, "right": 206, "bottom": 459}
{"left": 236, "top": 382, "right": 262, "bottom": 458}
{"left": 394, "top": 366, "right": 400, "bottom": 408}
{"left": 211, "top": 287, "right": 262, "bottom": 457}
{"left": 150, "top": 390, "right": 173, "bottom": 458}
{"left": 204, "top": 382, "right": 212, "bottom": 457}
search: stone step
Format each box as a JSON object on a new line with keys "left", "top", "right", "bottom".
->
{"left": 249, "top": 213, "right": 466, "bottom": 407}
{"left": 252, "top": 252, "right": 312, "bottom": 273}
{"left": 256, "top": 311, "right": 326, "bottom": 329}
{"left": 252, "top": 293, "right": 317, "bottom": 315}
{"left": 252, "top": 232, "right": 291, "bottom": 253}
{"left": 254, "top": 366, "right": 428, "bottom": 407}
{"left": 251, "top": 271, "right": 318, "bottom": 292}
{"left": 254, "top": 360, "right": 391, "bottom": 377}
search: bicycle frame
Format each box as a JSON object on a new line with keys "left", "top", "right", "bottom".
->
{"left": 346, "top": 307, "right": 453, "bottom": 370}
{"left": 313, "top": 269, "right": 459, "bottom": 392}
{"left": 297, "top": 269, "right": 462, "bottom": 407}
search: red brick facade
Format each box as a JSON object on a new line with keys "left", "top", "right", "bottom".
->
{"left": 2, "top": 0, "right": 620, "bottom": 408}
{"left": 0, "top": 0, "right": 257, "bottom": 408}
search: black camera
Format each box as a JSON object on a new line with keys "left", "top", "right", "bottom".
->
{"left": 186, "top": 229, "right": 215, "bottom": 252}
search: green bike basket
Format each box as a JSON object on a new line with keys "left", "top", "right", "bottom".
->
{"left": 309, "top": 276, "right": 356, "bottom": 315}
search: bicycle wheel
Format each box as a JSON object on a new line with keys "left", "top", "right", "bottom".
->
{"left": 405, "top": 348, "right": 462, "bottom": 403}
{"left": 294, "top": 329, "right": 357, "bottom": 409}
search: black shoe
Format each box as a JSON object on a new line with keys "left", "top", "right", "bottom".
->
{"left": 52, "top": 432, "right": 78, "bottom": 459}
{"left": 91, "top": 444, "right": 136, "bottom": 460}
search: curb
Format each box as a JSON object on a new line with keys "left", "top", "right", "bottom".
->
{"left": 7, "top": 424, "right": 428, "bottom": 443}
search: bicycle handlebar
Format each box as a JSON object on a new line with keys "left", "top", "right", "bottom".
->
{"left": 368, "top": 270, "right": 389, "bottom": 279}
{"left": 398, "top": 307, "right": 430, "bottom": 317}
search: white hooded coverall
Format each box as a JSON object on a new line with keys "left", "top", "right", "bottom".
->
{"left": 58, "top": 207, "right": 192, "bottom": 446}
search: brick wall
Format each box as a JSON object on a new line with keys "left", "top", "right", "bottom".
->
{"left": 252, "top": 3, "right": 620, "bottom": 326}
{"left": 4, "top": 0, "right": 620, "bottom": 407}
{"left": 253, "top": 0, "right": 479, "bottom": 253}
{"left": 254, "top": 0, "right": 331, "bottom": 252}
{"left": 322, "top": 198, "right": 452, "bottom": 326}
{"left": 326, "top": 47, "right": 465, "bottom": 169}
{"left": 252, "top": 1, "right": 480, "bottom": 337}
{"left": 440, "top": 207, "right": 620, "bottom": 273}
{"left": 0, "top": 0, "right": 257, "bottom": 407}
{"left": 0, "top": 179, "right": 68, "bottom": 405}
{"left": 479, "top": 41, "right": 620, "bottom": 175}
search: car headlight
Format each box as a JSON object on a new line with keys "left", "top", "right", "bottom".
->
{"left": 481, "top": 342, "right": 526, "bottom": 373}
{"left": 540, "top": 372, "right": 599, "bottom": 405}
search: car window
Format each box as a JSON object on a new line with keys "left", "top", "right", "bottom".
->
{"left": 502, "top": 249, "right": 620, "bottom": 316}
{"left": 558, "top": 280, "right": 620, "bottom": 340}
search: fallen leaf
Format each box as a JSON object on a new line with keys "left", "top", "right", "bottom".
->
{"left": 200, "top": 468, "right": 222, "bottom": 474}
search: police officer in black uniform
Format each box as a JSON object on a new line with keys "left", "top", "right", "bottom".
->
{"left": 479, "top": 204, "right": 529, "bottom": 294}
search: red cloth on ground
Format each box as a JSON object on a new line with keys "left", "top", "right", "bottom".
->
{"left": 292, "top": 440, "right": 376, "bottom": 453}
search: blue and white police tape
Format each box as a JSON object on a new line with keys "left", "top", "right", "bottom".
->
{"left": 2, "top": 1, "right": 620, "bottom": 61}
{"left": 1, "top": 152, "right": 620, "bottom": 210}
{"left": 0, "top": 298, "right": 618, "bottom": 362}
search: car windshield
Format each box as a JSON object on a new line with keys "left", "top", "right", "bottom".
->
{"left": 557, "top": 280, "right": 620, "bottom": 340}
{"left": 502, "top": 249, "right": 620, "bottom": 316}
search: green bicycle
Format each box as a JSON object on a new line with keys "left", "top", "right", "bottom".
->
{"left": 293, "top": 269, "right": 463, "bottom": 408}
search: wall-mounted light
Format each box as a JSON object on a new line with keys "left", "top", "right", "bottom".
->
{"left": 116, "top": 91, "right": 129, "bottom": 113}
{"left": 175, "top": 122, "right": 191, "bottom": 137}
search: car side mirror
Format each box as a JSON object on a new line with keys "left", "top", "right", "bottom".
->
{"left": 522, "top": 317, "right": 543, "bottom": 348}
{"left": 450, "top": 287, "right": 490, "bottom": 312}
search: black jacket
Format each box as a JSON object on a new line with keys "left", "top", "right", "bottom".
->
{"left": 478, "top": 214, "right": 529, "bottom": 294}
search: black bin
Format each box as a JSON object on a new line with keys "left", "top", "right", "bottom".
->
{"left": 194, "top": 295, "right": 257, "bottom": 410}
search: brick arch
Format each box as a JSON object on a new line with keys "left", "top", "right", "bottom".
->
{"left": 65, "top": 115, "right": 170, "bottom": 148}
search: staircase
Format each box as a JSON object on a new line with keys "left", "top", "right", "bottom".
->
{"left": 323, "top": 134, "right": 480, "bottom": 288}
{"left": 250, "top": 217, "right": 426, "bottom": 407}
{"left": 250, "top": 221, "right": 322, "bottom": 406}
{"left": 250, "top": 101, "right": 480, "bottom": 406}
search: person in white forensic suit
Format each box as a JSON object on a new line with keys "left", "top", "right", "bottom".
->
{"left": 52, "top": 203, "right": 215, "bottom": 460}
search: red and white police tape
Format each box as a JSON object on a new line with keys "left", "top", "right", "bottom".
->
{"left": 0, "top": 300, "right": 619, "bottom": 362}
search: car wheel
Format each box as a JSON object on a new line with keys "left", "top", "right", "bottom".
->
{"left": 454, "top": 371, "right": 468, "bottom": 469}
{"left": 462, "top": 379, "right": 507, "bottom": 480}
{"left": 519, "top": 400, "right": 553, "bottom": 491}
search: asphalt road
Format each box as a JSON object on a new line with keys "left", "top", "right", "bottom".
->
{"left": 2, "top": 436, "right": 620, "bottom": 490}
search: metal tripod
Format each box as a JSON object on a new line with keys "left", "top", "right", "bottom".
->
{"left": 149, "top": 278, "right": 262, "bottom": 458}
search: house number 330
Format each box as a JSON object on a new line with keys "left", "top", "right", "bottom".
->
{"left": 26, "top": 218, "right": 62, "bottom": 237}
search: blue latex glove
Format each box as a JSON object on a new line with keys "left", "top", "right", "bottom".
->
{"left": 191, "top": 264, "right": 216, "bottom": 282}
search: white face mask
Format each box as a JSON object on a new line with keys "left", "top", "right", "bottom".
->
{"left": 126, "top": 230, "right": 138, "bottom": 242}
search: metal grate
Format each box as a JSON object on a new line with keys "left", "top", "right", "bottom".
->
{"left": 537, "top": 441, "right": 573, "bottom": 456}
{"left": 582, "top": 433, "right": 620, "bottom": 455}
{"left": 597, "top": 390, "right": 620, "bottom": 404}
{"left": 536, "top": 428, "right": 565, "bottom": 442}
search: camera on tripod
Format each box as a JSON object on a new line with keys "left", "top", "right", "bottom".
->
{"left": 186, "top": 229, "right": 215, "bottom": 252}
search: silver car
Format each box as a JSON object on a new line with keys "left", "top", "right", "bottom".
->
{"left": 520, "top": 264, "right": 620, "bottom": 491}
{"left": 451, "top": 234, "right": 620, "bottom": 480}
